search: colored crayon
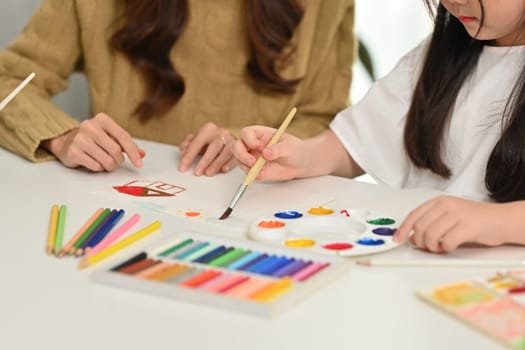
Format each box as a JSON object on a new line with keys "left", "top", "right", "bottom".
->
{"left": 180, "top": 270, "right": 222, "bottom": 288}
{"left": 205, "top": 274, "right": 249, "bottom": 293}
{"left": 157, "top": 238, "right": 193, "bottom": 257}
{"left": 85, "top": 213, "right": 140, "bottom": 257}
{"left": 239, "top": 254, "right": 269, "bottom": 272}
{"left": 53, "top": 205, "right": 67, "bottom": 255}
{"left": 46, "top": 204, "right": 59, "bottom": 255}
{"left": 78, "top": 221, "right": 161, "bottom": 269}
{"left": 174, "top": 242, "right": 210, "bottom": 260}
{"left": 110, "top": 252, "right": 147, "bottom": 271}
{"left": 250, "top": 277, "right": 293, "bottom": 302}
{"left": 292, "top": 262, "right": 329, "bottom": 282}
{"left": 60, "top": 208, "right": 103, "bottom": 257}
{"left": 166, "top": 267, "right": 200, "bottom": 284}
{"left": 135, "top": 262, "right": 173, "bottom": 278}
{"left": 149, "top": 264, "right": 189, "bottom": 281}
{"left": 208, "top": 248, "right": 247, "bottom": 267}
{"left": 225, "top": 278, "right": 271, "bottom": 299}
{"left": 117, "top": 258, "right": 161, "bottom": 275}
{"left": 245, "top": 255, "right": 279, "bottom": 274}
{"left": 193, "top": 246, "right": 229, "bottom": 264}
{"left": 73, "top": 208, "right": 111, "bottom": 253}
{"left": 273, "top": 259, "right": 310, "bottom": 278}
{"left": 227, "top": 251, "right": 261, "bottom": 270}
{"left": 180, "top": 243, "right": 217, "bottom": 262}
{"left": 257, "top": 256, "right": 292, "bottom": 276}
{"left": 85, "top": 209, "right": 125, "bottom": 250}
{"left": 78, "top": 209, "right": 118, "bottom": 253}
{"left": 167, "top": 240, "right": 203, "bottom": 259}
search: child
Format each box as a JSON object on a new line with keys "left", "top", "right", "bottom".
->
{"left": 233, "top": 0, "right": 525, "bottom": 253}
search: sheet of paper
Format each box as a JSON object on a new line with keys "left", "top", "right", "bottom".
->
{"left": 94, "top": 168, "right": 333, "bottom": 236}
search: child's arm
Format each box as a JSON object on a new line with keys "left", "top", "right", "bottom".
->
{"left": 394, "top": 196, "right": 525, "bottom": 252}
{"left": 233, "top": 128, "right": 363, "bottom": 181}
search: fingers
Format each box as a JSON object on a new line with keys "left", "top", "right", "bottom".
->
{"left": 194, "top": 136, "right": 231, "bottom": 176}
{"left": 179, "top": 134, "right": 195, "bottom": 158}
{"left": 93, "top": 113, "right": 143, "bottom": 169}
{"left": 178, "top": 122, "right": 237, "bottom": 176}
{"left": 234, "top": 126, "right": 276, "bottom": 167}
{"left": 47, "top": 113, "right": 144, "bottom": 172}
{"left": 395, "top": 195, "right": 475, "bottom": 253}
{"left": 439, "top": 225, "right": 465, "bottom": 252}
{"left": 220, "top": 156, "right": 237, "bottom": 173}
{"left": 394, "top": 197, "right": 437, "bottom": 243}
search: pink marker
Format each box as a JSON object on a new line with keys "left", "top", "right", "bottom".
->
{"left": 85, "top": 213, "right": 140, "bottom": 257}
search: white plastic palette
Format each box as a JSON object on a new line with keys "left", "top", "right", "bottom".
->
{"left": 248, "top": 206, "right": 401, "bottom": 257}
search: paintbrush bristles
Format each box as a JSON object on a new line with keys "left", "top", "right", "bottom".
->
{"left": 219, "top": 207, "right": 232, "bottom": 220}
{"left": 218, "top": 107, "right": 298, "bottom": 220}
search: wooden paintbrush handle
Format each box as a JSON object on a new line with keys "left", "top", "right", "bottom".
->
{"left": 243, "top": 107, "right": 297, "bottom": 186}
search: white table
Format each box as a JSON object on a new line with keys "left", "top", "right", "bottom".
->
{"left": 1, "top": 139, "right": 518, "bottom": 350}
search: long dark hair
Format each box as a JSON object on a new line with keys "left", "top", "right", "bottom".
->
{"left": 110, "top": 0, "right": 303, "bottom": 121}
{"left": 405, "top": 0, "right": 525, "bottom": 202}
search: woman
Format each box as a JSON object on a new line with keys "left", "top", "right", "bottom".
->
{"left": 0, "top": 0, "right": 355, "bottom": 175}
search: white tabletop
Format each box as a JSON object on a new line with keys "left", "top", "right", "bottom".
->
{"left": 1, "top": 139, "right": 518, "bottom": 350}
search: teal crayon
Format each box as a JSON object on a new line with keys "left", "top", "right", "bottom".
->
{"left": 158, "top": 238, "right": 194, "bottom": 257}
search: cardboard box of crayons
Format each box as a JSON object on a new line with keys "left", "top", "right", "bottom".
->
{"left": 417, "top": 270, "right": 525, "bottom": 349}
{"left": 92, "top": 232, "right": 352, "bottom": 317}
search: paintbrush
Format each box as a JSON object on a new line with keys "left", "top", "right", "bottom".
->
{"left": 219, "top": 107, "right": 297, "bottom": 220}
{"left": 0, "top": 72, "right": 36, "bottom": 111}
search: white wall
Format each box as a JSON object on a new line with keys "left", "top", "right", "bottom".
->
{"left": 352, "top": 1, "right": 432, "bottom": 103}
{"left": 0, "top": 0, "right": 433, "bottom": 120}
{"left": 0, "top": 0, "right": 89, "bottom": 120}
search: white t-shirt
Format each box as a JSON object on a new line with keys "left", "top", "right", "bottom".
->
{"left": 331, "top": 39, "right": 525, "bottom": 201}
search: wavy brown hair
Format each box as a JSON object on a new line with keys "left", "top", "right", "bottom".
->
{"left": 111, "top": 0, "right": 303, "bottom": 121}
{"left": 405, "top": 0, "right": 525, "bottom": 202}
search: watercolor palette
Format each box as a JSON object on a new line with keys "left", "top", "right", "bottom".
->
{"left": 417, "top": 270, "right": 525, "bottom": 349}
{"left": 93, "top": 232, "right": 351, "bottom": 317}
{"left": 248, "top": 206, "right": 400, "bottom": 257}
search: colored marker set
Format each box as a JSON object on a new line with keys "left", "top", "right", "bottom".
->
{"left": 249, "top": 206, "right": 401, "bottom": 256}
{"left": 46, "top": 205, "right": 162, "bottom": 269}
{"left": 93, "top": 232, "right": 351, "bottom": 317}
{"left": 417, "top": 270, "right": 525, "bottom": 349}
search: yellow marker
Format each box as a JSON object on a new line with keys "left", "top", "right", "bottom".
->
{"left": 78, "top": 221, "right": 161, "bottom": 269}
{"left": 46, "top": 204, "right": 59, "bottom": 255}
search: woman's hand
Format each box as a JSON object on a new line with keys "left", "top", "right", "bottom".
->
{"left": 178, "top": 122, "right": 237, "bottom": 176}
{"left": 393, "top": 195, "right": 507, "bottom": 253}
{"left": 42, "top": 113, "right": 144, "bottom": 172}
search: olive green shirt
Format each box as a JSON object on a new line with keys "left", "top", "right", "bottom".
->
{"left": 0, "top": 0, "right": 355, "bottom": 162}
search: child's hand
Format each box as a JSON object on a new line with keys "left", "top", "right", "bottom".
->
{"left": 42, "top": 113, "right": 144, "bottom": 172}
{"left": 393, "top": 195, "right": 506, "bottom": 253}
{"left": 233, "top": 125, "right": 305, "bottom": 181}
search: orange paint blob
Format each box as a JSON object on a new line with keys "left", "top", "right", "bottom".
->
{"left": 257, "top": 220, "right": 285, "bottom": 229}
{"left": 185, "top": 211, "right": 201, "bottom": 217}
{"left": 307, "top": 207, "right": 334, "bottom": 215}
